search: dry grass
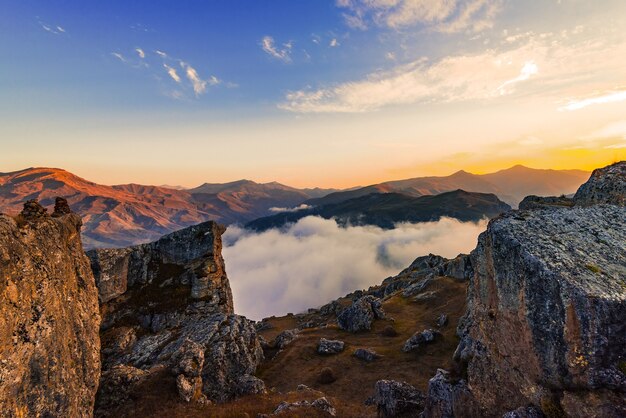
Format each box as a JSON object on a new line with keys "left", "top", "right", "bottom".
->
{"left": 257, "top": 276, "right": 468, "bottom": 414}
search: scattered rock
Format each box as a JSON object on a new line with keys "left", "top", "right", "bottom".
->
{"left": 436, "top": 313, "right": 449, "bottom": 328}
{"left": 403, "top": 329, "right": 441, "bottom": 352}
{"left": 296, "top": 384, "right": 312, "bottom": 392}
{"left": 368, "top": 380, "right": 425, "bottom": 417}
{"left": 413, "top": 291, "right": 438, "bottom": 303}
{"left": 0, "top": 203, "right": 100, "bottom": 417}
{"left": 96, "top": 364, "right": 149, "bottom": 413}
{"left": 353, "top": 348, "right": 381, "bottom": 362}
{"left": 337, "top": 295, "right": 385, "bottom": 332}
{"left": 318, "top": 338, "right": 345, "bottom": 355}
{"left": 274, "top": 329, "right": 300, "bottom": 349}
{"left": 273, "top": 397, "right": 336, "bottom": 416}
{"left": 502, "top": 406, "right": 545, "bottom": 418}
{"left": 402, "top": 277, "right": 433, "bottom": 297}
{"left": 320, "top": 300, "right": 343, "bottom": 316}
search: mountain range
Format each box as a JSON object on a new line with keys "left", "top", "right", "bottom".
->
{"left": 0, "top": 165, "right": 590, "bottom": 248}
{"left": 246, "top": 190, "right": 511, "bottom": 231}
{"left": 306, "top": 165, "right": 589, "bottom": 208}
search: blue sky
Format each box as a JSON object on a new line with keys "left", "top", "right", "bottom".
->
{"left": 1, "top": 1, "right": 625, "bottom": 187}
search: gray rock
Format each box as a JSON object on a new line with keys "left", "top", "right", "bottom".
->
{"left": 273, "top": 397, "right": 336, "bottom": 416}
{"left": 91, "top": 221, "right": 265, "bottom": 409}
{"left": 353, "top": 348, "right": 381, "bottom": 362}
{"left": 413, "top": 291, "right": 438, "bottom": 303}
{"left": 87, "top": 220, "right": 232, "bottom": 308}
{"left": 368, "top": 380, "right": 425, "bottom": 417}
{"left": 436, "top": 313, "right": 449, "bottom": 328}
{"left": 403, "top": 329, "right": 441, "bottom": 352}
{"left": 320, "top": 300, "right": 343, "bottom": 316}
{"left": 274, "top": 329, "right": 299, "bottom": 349}
{"left": 519, "top": 195, "right": 573, "bottom": 210}
{"left": 573, "top": 161, "right": 624, "bottom": 206}
{"left": 337, "top": 295, "right": 385, "bottom": 332}
{"left": 402, "top": 277, "right": 433, "bottom": 297}
{"left": 502, "top": 406, "right": 545, "bottom": 418}
{"left": 95, "top": 364, "right": 149, "bottom": 414}
{"left": 422, "top": 369, "right": 476, "bottom": 418}
{"left": 318, "top": 338, "right": 345, "bottom": 355}
{"left": 456, "top": 163, "right": 626, "bottom": 417}
{"left": 0, "top": 204, "right": 101, "bottom": 418}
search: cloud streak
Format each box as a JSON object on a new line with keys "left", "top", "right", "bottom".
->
{"left": 337, "top": 0, "right": 502, "bottom": 33}
{"left": 223, "top": 216, "right": 487, "bottom": 320}
{"left": 261, "top": 36, "right": 293, "bottom": 62}
{"left": 559, "top": 90, "right": 626, "bottom": 111}
{"left": 163, "top": 64, "right": 181, "bottom": 83}
{"left": 279, "top": 30, "right": 626, "bottom": 113}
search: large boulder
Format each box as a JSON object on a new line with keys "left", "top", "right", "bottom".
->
{"left": 573, "top": 161, "right": 625, "bottom": 206}
{"left": 368, "top": 380, "right": 425, "bottom": 417}
{"left": 337, "top": 295, "right": 385, "bottom": 332}
{"left": 0, "top": 200, "right": 101, "bottom": 417}
{"left": 456, "top": 162, "right": 626, "bottom": 417}
{"left": 422, "top": 369, "right": 476, "bottom": 418}
{"left": 89, "top": 221, "right": 264, "bottom": 413}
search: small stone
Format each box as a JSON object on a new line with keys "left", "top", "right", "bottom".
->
{"left": 274, "top": 329, "right": 299, "bottom": 349}
{"left": 403, "top": 329, "right": 441, "bottom": 353}
{"left": 436, "top": 313, "right": 448, "bottom": 328}
{"left": 353, "top": 348, "right": 381, "bottom": 362}
{"left": 52, "top": 197, "right": 72, "bottom": 217}
{"left": 318, "top": 338, "right": 344, "bottom": 355}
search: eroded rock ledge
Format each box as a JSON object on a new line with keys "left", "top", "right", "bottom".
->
{"left": 0, "top": 199, "right": 101, "bottom": 417}
{"left": 87, "top": 221, "right": 264, "bottom": 414}
{"left": 455, "top": 161, "right": 626, "bottom": 417}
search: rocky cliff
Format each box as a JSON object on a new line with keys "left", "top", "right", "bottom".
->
{"left": 455, "top": 161, "right": 625, "bottom": 417}
{"left": 87, "top": 221, "right": 264, "bottom": 414}
{"left": 0, "top": 199, "right": 101, "bottom": 417}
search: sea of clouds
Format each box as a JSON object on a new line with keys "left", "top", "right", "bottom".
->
{"left": 223, "top": 216, "right": 487, "bottom": 320}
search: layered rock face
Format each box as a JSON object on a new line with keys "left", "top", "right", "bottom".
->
{"left": 87, "top": 221, "right": 264, "bottom": 412}
{"left": 0, "top": 199, "right": 101, "bottom": 417}
{"left": 456, "top": 162, "right": 626, "bottom": 417}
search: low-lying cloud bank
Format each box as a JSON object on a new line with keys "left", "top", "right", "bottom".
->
{"left": 223, "top": 216, "right": 487, "bottom": 320}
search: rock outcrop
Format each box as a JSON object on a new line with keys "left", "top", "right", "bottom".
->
{"left": 0, "top": 200, "right": 101, "bottom": 417}
{"left": 573, "top": 161, "right": 625, "bottom": 206}
{"left": 455, "top": 162, "right": 626, "bottom": 417}
{"left": 88, "top": 221, "right": 264, "bottom": 412}
{"left": 317, "top": 338, "right": 345, "bottom": 355}
{"left": 368, "top": 380, "right": 425, "bottom": 417}
{"left": 337, "top": 295, "right": 386, "bottom": 332}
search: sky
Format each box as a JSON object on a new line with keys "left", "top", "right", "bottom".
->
{"left": 1, "top": 0, "right": 625, "bottom": 188}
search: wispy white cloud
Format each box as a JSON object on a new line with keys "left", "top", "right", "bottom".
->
{"left": 135, "top": 48, "right": 145, "bottom": 59}
{"left": 180, "top": 62, "right": 215, "bottom": 95}
{"left": 558, "top": 90, "right": 626, "bottom": 111}
{"left": 337, "top": 0, "right": 502, "bottom": 33}
{"left": 496, "top": 60, "right": 538, "bottom": 95}
{"left": 163, "top": 64, "right": 181, "bottom": 83}
{"left": 155, "top": 50, "right": 168, "bottom": 58}
{"left": 279, "top": 30, "right": 626, "bottom": 113}
{"left": 584, "top": 120, "right": 626, "bottom": 140}
{"left": 111, "top": 52, "right": 126, "bottom": 62}
{"left": 329, "top": 38, "right": 340, "bottom": 47}
{"left": 39, "top": 21, "right": 66, "bottom": 35}
{"left": 269, "top": 204, "right": 312, "bottom": 213}
{"left": 261, "top": 36, "right": 293, "bottom": 62}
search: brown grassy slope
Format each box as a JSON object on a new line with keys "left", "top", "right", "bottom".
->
{"left": 258, "top": 276, "right": 468, "bottom": 411}
{"left": 102, "top": 276, "right": 466, "bottom": 417}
